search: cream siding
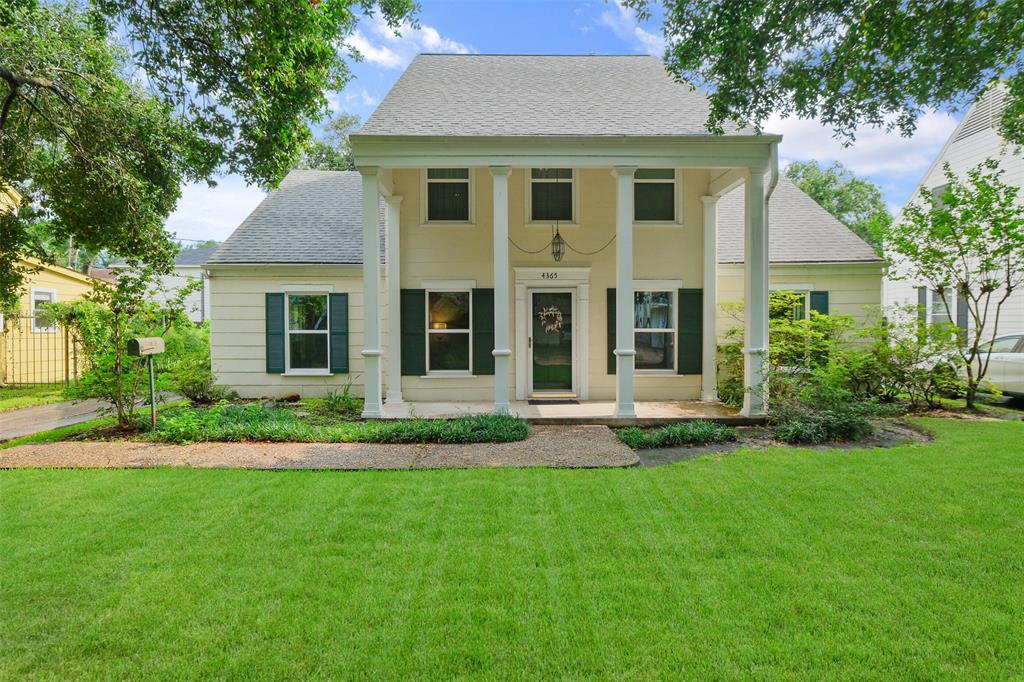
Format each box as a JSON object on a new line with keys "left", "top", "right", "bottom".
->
{"left": 717, "top": 263, "right": 884, "bottom": 338}
{"left": 209, "top": 169, "right": 885, "bottom": 402}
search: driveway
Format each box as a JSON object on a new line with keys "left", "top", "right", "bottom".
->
{"left": 0, "top": 398, "right": 107, "bottom": 441}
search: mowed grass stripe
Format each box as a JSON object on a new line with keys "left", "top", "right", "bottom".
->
{"left": 2, "top": 418, "right": 1023, "bottom": 678}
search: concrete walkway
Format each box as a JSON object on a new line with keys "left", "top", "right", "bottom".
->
{"left": 0, "top": 425, "right": 639, "bottom": 470}
{"left": 0, "top": 399, "right": 107, "bottom": 442}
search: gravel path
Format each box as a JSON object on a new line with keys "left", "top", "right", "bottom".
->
{"left": 0, "top": 425, "right": 638, "bottom": 470}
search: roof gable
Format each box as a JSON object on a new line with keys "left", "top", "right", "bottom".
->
{"left": 207, "top": 170, "right": 384, "bottom": 265}
{"left": 717, "top": 177, "right": 882, "bottom": 264}
{"left": 357, "top": 54, "right": 755, "bottom": 138}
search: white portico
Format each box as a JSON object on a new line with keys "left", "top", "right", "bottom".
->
{"left": 348, "top": 54, "right": 779, "bottom": 420}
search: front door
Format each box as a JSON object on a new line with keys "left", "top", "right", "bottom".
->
{"left": 530, "top": 290, "right": 573, "bottom": 394}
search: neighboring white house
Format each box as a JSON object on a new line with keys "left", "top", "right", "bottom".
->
{"left": 884, "top": 86, "right": 1024, "bottom": 335}
{"left": 205, "top": 54, "right": 878, "bottom": 419}
{"left": 157, "top": 246, "right": 216, "bottom": 323}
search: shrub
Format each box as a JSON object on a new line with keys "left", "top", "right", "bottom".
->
{"left": 318, "top": 377, "right": 362, "bottom": 417}
{"left": 766, "top": 371, "right": 882, "bottom": 444}
{"left": 150, "top": 404, "right": 529, "bottom": 445}
{"left": 163, "top": 323, "right": 233, "bottom": 404}
{"left": 617, "top": 420, "right": 739, "bottom": 449}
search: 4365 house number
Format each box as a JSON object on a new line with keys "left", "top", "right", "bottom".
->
{"left": 541, "top": 272, "right": 558, "bottom": 280}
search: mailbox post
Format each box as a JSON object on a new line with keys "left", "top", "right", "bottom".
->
{"left": 127, "top": 337, "right": 165, "bottom": 429}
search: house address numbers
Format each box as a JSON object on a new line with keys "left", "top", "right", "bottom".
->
{"left": 541, "top": 272, "right": 558, "bottom": 280}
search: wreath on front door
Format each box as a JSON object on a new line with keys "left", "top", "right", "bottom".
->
{"left": 538, "top": 305, "right": 564, "bottom": 333}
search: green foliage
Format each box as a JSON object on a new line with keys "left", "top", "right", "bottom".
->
{"left": 623, "top": 0, "right": 1024, "bottom": 145}
{"left": 151, "top": 405, "right": 530, "bottom": 445}
{"left": 886, "top": 160, "right": 1024, "bottom": 407}
{"left": 717, "top": 294, "right": 854, "bottom": 409}
{"left": 785, "top": 160, "right": 892, "bottom": 252}
{"left": 163, "top": 323, "right": 233, "bottom": 405}
{"left": 616, "top": 420, "right": 738, "bottom": 449}
{"left": 49, "top": 267, "right": 200, "bottom": 425}
{"left": 298, "top": 112, "right": 361, "bottom": 171}
{"left": 2, "top": 0, "right": 415, "bottom": 310}
{"left": 767, "top": 374, "right": 881, "bottom": 444}
{"left": 317, "top": 378, "right": 363, "bottom": 418}
{"left": 1, "top": 3, "right": 193, "bottom": 311}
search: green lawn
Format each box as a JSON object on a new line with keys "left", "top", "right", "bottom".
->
{"left": 2, "top": 418, "right": 1022, "bottom": 678}
{"left": 0, "top": 383, "right": 66, "bottom": 412}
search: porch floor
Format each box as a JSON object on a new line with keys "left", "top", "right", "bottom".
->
{"left": 380, "top": 399, "right": 762, "bottom": 426}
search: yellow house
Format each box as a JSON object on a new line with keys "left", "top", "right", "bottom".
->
{"left": 2, "top": 185, "right": 97, "bottom": 384}
{"left": 206, "top": 55, "right": 881, "bottom": 421}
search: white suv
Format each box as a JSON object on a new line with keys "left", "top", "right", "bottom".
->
{"left": 983, "top": 334, "right": 1024, "bottom": 398}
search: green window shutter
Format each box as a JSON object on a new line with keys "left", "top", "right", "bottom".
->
{"left": 607, "top": 288, "right": 616, "bottom": 374}
{"left": 677, "top": 289, "right": 702, "bottom": 375}
{"left": 328, "top": 293, "right": 349, "bottom": 374}
{"left": 265, "top": 293, "right": 285, "bottom": 374}
{"left": 400, "top": 289, "right": 426, "bottom": 376}
{"left": 809, "top": 291, "right": 829, "bottom": 315}
{"left": 472, "top": 288, "right": 495, "bottom": 375}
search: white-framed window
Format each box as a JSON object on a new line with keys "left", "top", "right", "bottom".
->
{"left": 31, "top": 288, "right": 56, "bottom": 333}
{"left": 528, "top": 168, "right": 575, "bottom": 223}
{"left": 425, "top": 168, "right": 472, "bottom": 223}
{"left": 770, "top": 290, "right": 809, "bottom": 321}
{"left": 426, "top": 289, "right": 472, "bottom": 373}
{"left": 634, "top": 169, "right": 677, "bottom": 222}
{"left": 634, "top": 289, "right": 676, "bottom": 372}
{"left": 930, "top": 289, "right": 954, "bottom": 326}
{"left": 286, "top": 293, "right": 329, "bottom": 373}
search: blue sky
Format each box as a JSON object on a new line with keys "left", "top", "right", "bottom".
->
{"left": 166, "top": 0, "right": 961, "bottom": 243}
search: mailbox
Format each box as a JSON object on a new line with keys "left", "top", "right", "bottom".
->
{"left": 127, "top": 337, "right": 165, "bottom": 356}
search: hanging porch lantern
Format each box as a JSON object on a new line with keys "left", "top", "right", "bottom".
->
{"left": 551, "top": 226, "right": 565, "bottom": 262}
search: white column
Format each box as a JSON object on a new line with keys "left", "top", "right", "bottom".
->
{"left": 490, "top": 166, "right": 512, "bottom": 414}
{"left": 385, "top": 195, "right": 403, "bottom": 405}
{"left": 742, "top": 170, "right": 769, "bottom": 416}
{"left": 360, "top": 167, "right": 383, "bottom": 418}
{"left": 613, "top": 166, "right": 637, "bottom": 419}
{"left": 701, "top": 195, "right": 719, "bottom": 402}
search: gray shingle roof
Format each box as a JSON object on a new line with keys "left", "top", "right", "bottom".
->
{"left": 357, "top": 54, "right": 754, "bottom": 137}
{"left": 207, "top": 170, "right": 383, "bottom": 265}
{"left": 717, "top": 176, "right": 883, "bottom": 264}
{"left": 174, "top": 246, "right": 218, "bottom": 266}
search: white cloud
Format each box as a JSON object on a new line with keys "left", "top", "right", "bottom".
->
{"left": 768, "top": 110, "right": 958, "bottom": 177}
{"left": 165, "top": 175, "right": 266, "bottom": 243}
{"left": 346, "top": 15, "right": 473, "bottom": 70}
{"left": 596, "top": 1, "right": 664, "bottom": 56}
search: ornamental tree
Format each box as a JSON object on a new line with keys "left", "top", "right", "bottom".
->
{"left": 885, "top": 159, "right": 1024, "bottom": 408}
{"left": 624, "top": 0, "right": 1024, "bottom": 145}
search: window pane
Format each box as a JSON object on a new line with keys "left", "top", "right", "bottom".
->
{"left": 427, "top": 182, "right": 469, "bottom": 221}
{"left": 289, "top": 295, "right": 328, "bottom": 330}
{"left": 634, "top": 182, "right": 675, "bottom": 221}
{"left": 531, "top": 168, "right": 572, "bottom": 180}
{"left": 634, "top": 291, "right": 673, "bottom": 329}
{"left": 429, "top": 333, "right": 470, "bottom": 371}
{"left": 989, "top": 336, "right": 1021, "bottom": 353}
{"left": 427, "top": 168, "right": 469, "bottom": 179}
{"left": 635, "top": 332, "right": 675, "bottom": 370}
{"left": 532, "top": 182, "right": 573, "bottom": 221}
{"left": 289, "top": 334, "right": 328, "bottom": 369}
{"left": 636, "top": 168, "right": 675, "bottom": 180}
{"left": 931, "top": 290, "right": 952, "bottom": 324}
{"left": 428, "top": 291, "right": 470, "bottom": 330}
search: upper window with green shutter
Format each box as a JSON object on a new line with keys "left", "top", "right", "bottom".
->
{"left": 634, "top": 169, "right": 677, "bottom": 222}
{"left": 426, "top": 168, "right": 471, "bottom": 223}
{"left": 529, "top": 168, "right": 575, "bottom": 222}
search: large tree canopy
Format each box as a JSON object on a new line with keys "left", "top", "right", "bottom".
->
{"left": 625, "top": 0, "right": 1024, "bottom": 145}
{"left": 0, "top": 0, "right": 416, "bottom": 312}
{"left": 298, "top": 112, "right": 361, "bottom": 171}
{"left": 785, "top": 160, "right": 891, "bottom": 252}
